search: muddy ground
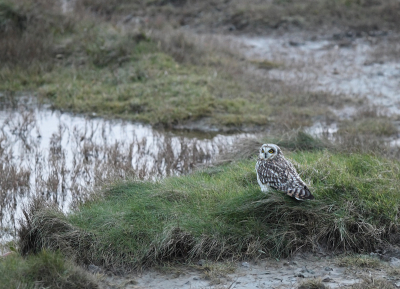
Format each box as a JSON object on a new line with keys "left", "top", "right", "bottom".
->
{"left": 97, "top": 252, "right": 400, "bottom": 289}
{"left": 237, "top": 29, "right": 400, "bottom": 117}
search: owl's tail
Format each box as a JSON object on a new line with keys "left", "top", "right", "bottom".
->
{"left": 288, "top": 186, "right": 314, "bottom": 201}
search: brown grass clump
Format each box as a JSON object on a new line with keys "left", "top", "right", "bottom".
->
{"left": 250, "top": 59, "right": 282, "bottom": 70}
{"left": 338, "top": 118, "right": 397, "bottom": 137}
{"left": 194, "top": 261, "right": 236, "bottom": 285}
{"left": 217, "top": 131, "right": 330, "bottom": 164}
{"left": 18, "top": 197, "right": 96, "bottom": 266}
{"left": 336, "top": 254, "right": 383, "bottom": 269}
{"left": 298, "top": 278, "right": 328, "bottom": 289}
{"left": 349, "top": 278, "right": 396, "bottom": 289}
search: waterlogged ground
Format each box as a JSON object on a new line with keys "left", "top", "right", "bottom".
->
{"left": 0, "top": 95, "right": 250, "bottom": 242}
{"left": 240, "top": 31, "right": 400, "bottom": 117}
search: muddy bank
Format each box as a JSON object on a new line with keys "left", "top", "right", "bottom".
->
{"left": 97, "top": 253, "right": 400, "bottom": 289}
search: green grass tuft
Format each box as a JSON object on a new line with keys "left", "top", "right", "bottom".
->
{"left": 0, "top": 250, "right": 98, "bottom": 289}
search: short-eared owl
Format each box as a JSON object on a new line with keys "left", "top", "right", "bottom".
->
{"left": 255, "top": 144, "right": 314, "bottom": 200}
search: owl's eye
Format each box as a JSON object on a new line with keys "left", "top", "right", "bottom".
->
{"left": 268, "top": 149, "right": 274, "bottom": 154}
{"left": 261, "top": 148, "right": 265, "bottom": 153}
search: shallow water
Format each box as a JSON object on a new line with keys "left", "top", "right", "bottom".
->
{"left": 0, "top": 95, "right": 250, "bottom": 242}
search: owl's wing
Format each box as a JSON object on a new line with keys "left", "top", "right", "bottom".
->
{"left": 257, "top": 161, "right": 289, "bottom": 192}
{"left": 283, "top": 159, "right": 314, "bottom": 200}
{"left": 257, "top": 160, "right": 314, "bottom": 200}
{"left": 287, "top": 184, "right": 314, "bottom": 200}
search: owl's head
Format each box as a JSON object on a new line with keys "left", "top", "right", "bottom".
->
{"left": 259, "top": 144, "right": 280, "bottom": 160}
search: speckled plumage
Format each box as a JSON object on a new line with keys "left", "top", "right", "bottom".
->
{"left": 255, "top": 144, "right": 314, "bottom": 200}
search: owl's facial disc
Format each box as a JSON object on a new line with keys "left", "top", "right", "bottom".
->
{"left": 259, "top": 144, "right": 279, "bottom": 160}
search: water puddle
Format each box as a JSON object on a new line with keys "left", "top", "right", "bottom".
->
{"left": 0, "top": 95, "right": 250, "bottom": 242}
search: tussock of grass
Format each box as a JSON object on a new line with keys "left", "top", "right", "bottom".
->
{"left": 338, "top": 118, "right": 398, "bottom": 137}
{"left": 18, "top": 198, "right": 95, "bottom": 265}
{"left": 337, "top": 254, "right": 383, "bottom": 268}
{"left": 298, "top": 278, "right": 328, "bottom": 289}
{"left": 337, "top": 107, "right": 398, "bottom": 137}
{"left": 191, "top": 261, "right": 236, "bottom": 285}
{"left": 349, "top": 278, "right": 396, "bottom": 289}
{"left": 0, "top": 250, "right": 98, "bottom": 289}
{"left": 218, "top": 131, "right": 330, "bottom": 163}
{"left": 18, "top": 149, "right": 400, "bottom": 271}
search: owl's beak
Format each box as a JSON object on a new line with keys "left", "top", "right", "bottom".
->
{"left": 264, "top": 153, "right": 267, "bottom": 159}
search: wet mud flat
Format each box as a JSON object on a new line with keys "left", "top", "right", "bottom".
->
{"left": 238, "top": 30, "right": 400, "bottom": 117}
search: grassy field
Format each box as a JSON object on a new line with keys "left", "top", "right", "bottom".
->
{"left": 0, "top": 0, "right": 297, "bottom": 129}
{"left": 2, "top": 0, "right": 395, "bottom": 131}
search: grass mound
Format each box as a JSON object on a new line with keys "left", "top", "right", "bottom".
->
{"left": 349, "top": 278, "right": 396, "bottom": 289}
{"left": 18, "top": 149, "right": 400, "bottom": 271}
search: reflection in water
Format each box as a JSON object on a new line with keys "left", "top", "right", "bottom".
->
{"left": 0, "top": 95, "right": 249, "bottom": 241}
